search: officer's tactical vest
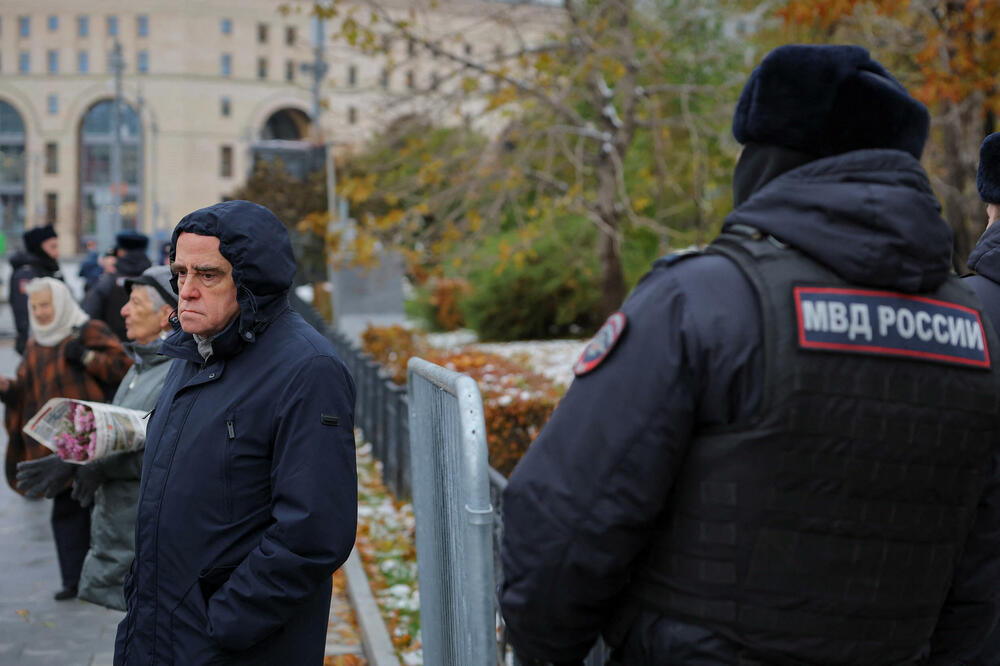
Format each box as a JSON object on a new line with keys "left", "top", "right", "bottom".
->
{"left": 631, "top": 229, "right": 1000, "bottom": 664}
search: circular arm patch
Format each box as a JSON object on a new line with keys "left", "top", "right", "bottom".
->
{"left": 573, "top": 311, "right": 627, "bottom": 376}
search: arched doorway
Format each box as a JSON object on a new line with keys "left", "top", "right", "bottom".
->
{"left": 253, "top": 108, "right": 314, "bottom": 179}
{"left": 0, "top": 100, "right": 26, "bottom": 247}
{"left": 261, "top": 108, "right": 311, "bottom": 140}
{"left": 78, "top": 99, "right": 143, "bottom": 236}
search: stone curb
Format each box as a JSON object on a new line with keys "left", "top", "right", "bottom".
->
{"left": 343, "top": 546, "right": 402, "bottom": 666}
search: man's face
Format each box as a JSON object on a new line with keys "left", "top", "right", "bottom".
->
{"left": 120, "top": 286, "right": 168, "bottom": 345}
{"left": 171, "top": 232, "right": 240, "bottom": 337}
{"left": 29, "top": 288, "right": 55, "bottom": 326}
{"left": 988, "top": 203, "right": 1000, "bottom": 229}
{"left": 41, "top": 237, "right": 59, "bottom": 260}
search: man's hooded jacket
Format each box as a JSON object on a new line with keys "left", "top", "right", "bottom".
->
{"left": 113, "top": 201, "right": 357, "bottom": 665}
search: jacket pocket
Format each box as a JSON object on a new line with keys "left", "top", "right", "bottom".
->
{"left": 198, "top": 564, "right": 238, "bottom": 605}
{"left": 169, "top": 574, "right": 232, "bottom": 666}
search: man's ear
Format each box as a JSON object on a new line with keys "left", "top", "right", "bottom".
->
{"left": 158, "top": 306, "right": 174, "bottom": 332}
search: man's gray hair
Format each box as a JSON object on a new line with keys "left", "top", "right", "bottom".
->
{"left": 141, "top": 284, "right": 168, "bottom": 312}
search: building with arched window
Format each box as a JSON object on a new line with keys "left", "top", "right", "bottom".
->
{"left": 0, "top": 101, "right": 26, "bottom": 243}
{"left": 0, "top": 0, "right": 558, "bottom": 253}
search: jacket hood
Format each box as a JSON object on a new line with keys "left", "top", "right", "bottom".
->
{"left": 723, "top": 149, "right": 952, "bottom": 293}
{"left": 168, "top": 200, "right": 296, "bottom": 349}
{"left": 968, "top": 222, "right": 1000, "bottom": 283}
{"left": 10, "top": 250, "right": 59, "bottom": 274}
{"left": 9, "top": 251, "right": 35, "bottom": 270}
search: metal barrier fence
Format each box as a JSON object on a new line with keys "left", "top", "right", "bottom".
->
{"left": 408, "top": 357, "right": 497, "bottom": 665}
{"left": 289, "top": 294, "right": 607, "bottom": 665}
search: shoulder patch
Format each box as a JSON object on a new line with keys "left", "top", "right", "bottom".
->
{"left": 18, "top": 279, "right": 29, "bottom": 294}
{"left": 794, "top": 286, "right": 990, "bottom": 368}
{"left": 573, "top": 312, "right": 627, "bottom": 376}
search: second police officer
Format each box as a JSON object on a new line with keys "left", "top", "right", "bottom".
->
{"left": 499, "top": 44, "right": 1000, "bottom": 665}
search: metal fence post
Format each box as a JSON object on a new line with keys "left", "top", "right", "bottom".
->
{"left": 398, "top": 391, "right": 412, "bottom": 500}
{"left": 408, "top": 357, "right": 494, "bottom": 666}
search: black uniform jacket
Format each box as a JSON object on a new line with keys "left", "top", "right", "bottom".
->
{"left": 500, "top": 149, "right": 1000, "bottom": 665}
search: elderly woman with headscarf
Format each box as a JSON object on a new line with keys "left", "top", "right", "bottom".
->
{"left": 1, "top": 277, "right": 132, "bottom": 601}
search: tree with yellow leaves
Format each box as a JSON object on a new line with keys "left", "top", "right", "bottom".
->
{"left": 297, "top": 0, "right": 745, "bottom": 318}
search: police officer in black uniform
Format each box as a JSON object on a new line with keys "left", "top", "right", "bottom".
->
{"left": 499, "top": 44, "right": 1000, "bottom": 665}
{"left": 82, "top": 230, "right": 151, "bottom": 341}
{"left": 963, "top": 131, "right": 1000, "bottom": 665}
{"left": 8, "top": 224, "right": 63, "bottom": 354}
{"left": 968, "top": 132, "right": 1000, "bottom": 332}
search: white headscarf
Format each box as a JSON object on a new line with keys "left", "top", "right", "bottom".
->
{"left": 26, "top": 278, "right": 89, "bottom": 347}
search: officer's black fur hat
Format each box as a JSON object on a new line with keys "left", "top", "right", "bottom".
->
{"left": 733, "top": 44, "right": 929, "bottom": 159}
{"left": 116, "top": 230, "right": 149, "bottom": 251}
{"left": 978, "top": 133, "right": 1000, "bottom": 204}
{"left": 23, "top": 224, "right": 57, "bottom": 255}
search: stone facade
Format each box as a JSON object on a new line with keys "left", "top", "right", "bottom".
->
{"left": 0, "top": 0, "right": 558, "bottom": 252}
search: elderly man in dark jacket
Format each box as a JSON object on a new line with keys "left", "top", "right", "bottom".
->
{"left": 500, "top": 45, "right": 1000, "bottom": 665}
{"left": 8, "top": 224, "right": 63, "bottom": 354}
{"left": 113, "top": 201, "right": 357, "bottom": 665}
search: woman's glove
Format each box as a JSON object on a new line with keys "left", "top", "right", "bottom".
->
{"left": 71, "top": 462, "right": 107, "bottom": 507}
{"left": 16, "top": 456, "right": 77, "bottom": 498}
{"left": 64, "top": 338, "right": 88, "bottom": 365}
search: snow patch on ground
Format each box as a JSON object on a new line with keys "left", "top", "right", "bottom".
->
{"left": 425, "top": 330, "right": 588, "bottom": 390}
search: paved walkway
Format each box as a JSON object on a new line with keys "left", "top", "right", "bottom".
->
{"left": 0, "top": 299, "right": 366, "bottom": 665}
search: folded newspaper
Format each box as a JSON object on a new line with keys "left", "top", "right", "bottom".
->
{"left": 23, "top": 398, "right": 149, "bottom": 464}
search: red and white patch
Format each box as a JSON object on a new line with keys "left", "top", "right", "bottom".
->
{"left": 573, "top": 312, "right": 627, "bottom": 376}
{"left": 17, "top": 279, "right": 29, "bottom": 295}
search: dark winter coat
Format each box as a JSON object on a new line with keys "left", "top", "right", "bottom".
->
{"left": 78, "top": 339, "right": 173, "bottom": 611}
{"left": 83, "top": 249, "right": 152, "bottom": 341}
{"left": 968, "top": 222, "right": 1000, "bottom": 334}
{"left": 963, "top": 222, "right": 1000, "bottom": 666}
{"left": 78, "top": 250, "right": 104, "bottom": 292}
{"left": 500, "top": 149, "right": 1000, "bottom": 665}
{"left": 1, "top": 319, "right": 132, "bottom": 494}
{"left": 114, "top": 201, "right": 357, "bottom": 665}
{"left": 8, "top": 251, "right": 63, "bottom": 354}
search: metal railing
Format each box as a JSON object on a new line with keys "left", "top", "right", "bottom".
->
{"left": 408, "top": 357, "right": 497, "bottom": 665}
{"left": 289, "top": 294, "right": 608, "bottom": 665}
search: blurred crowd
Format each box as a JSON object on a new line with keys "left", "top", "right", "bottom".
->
{"left": 3, "top": 224, "right": 175, "bottom": 606}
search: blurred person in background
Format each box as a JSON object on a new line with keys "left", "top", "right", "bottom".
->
{"left": 18, "top": 266, "right": 178, "bottom": 610}
{"left": 3, "top": 278, "right": 132, "bottom": 600}
{"left": 84, "top": 231, "right": 152, "bottom": 341}
{"left": 9, "top": 224, "right": 63, "bottom": 355}
{"left": 78, "top": 237, "right": 104, "bottom": 294}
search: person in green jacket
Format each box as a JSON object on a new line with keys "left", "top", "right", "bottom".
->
{"left": 78, "top": 264, "right": 177, "bottom": 609}
{"left": 18, "top": 265, "right": 177, "bottom": 610}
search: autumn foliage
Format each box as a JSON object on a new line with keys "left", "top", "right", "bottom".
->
{"left": 360, "top": 325, "right": 563, "bottom": 475}
{"left": 773, "top": 0, "right": 1000, "bottom": 267}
